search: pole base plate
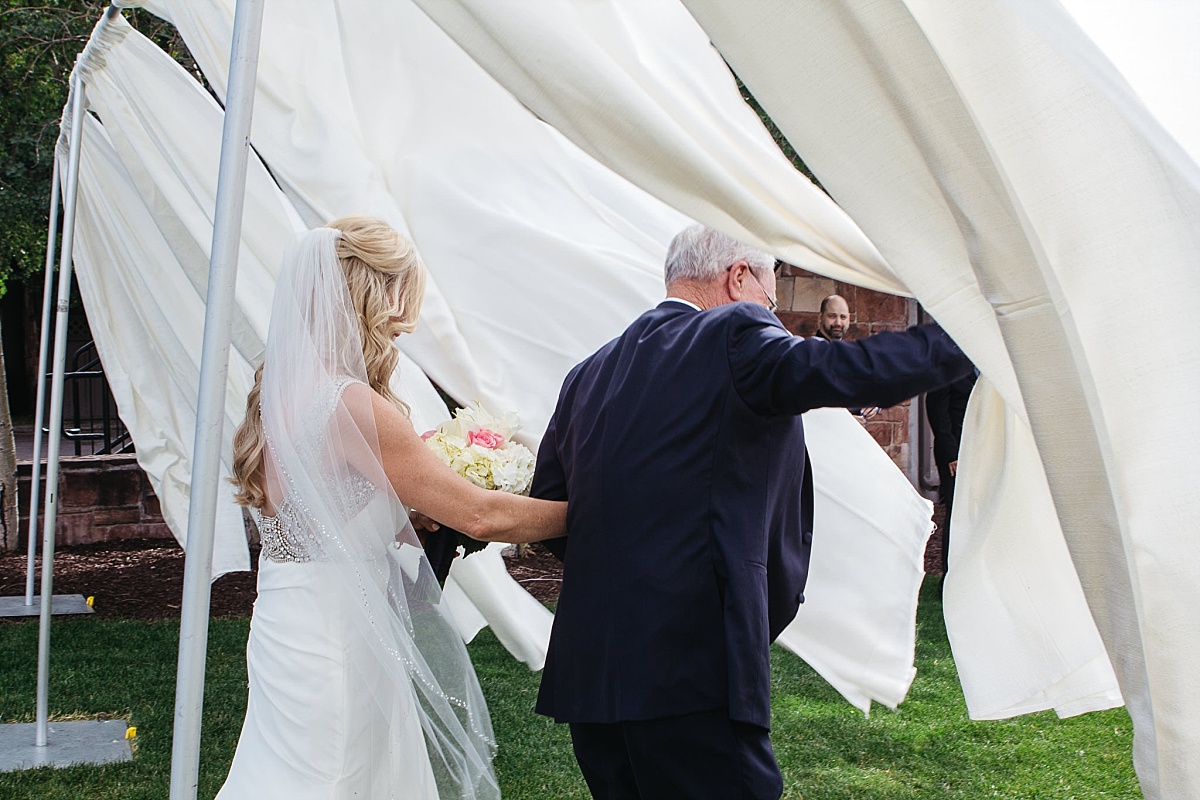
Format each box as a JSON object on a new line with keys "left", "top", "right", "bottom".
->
{"left": 0, "top": 719, "right": 132, "bottom": 772}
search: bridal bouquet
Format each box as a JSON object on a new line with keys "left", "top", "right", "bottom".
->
{"left": 421, "top": 404, "right": 536, "bottom": 563}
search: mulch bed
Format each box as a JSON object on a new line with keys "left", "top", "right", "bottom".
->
{"left": 0, "top": 540, "right": 566, "bottom": 621}
{"left": 0, "top": 511, "right": 946, "bottom": 621}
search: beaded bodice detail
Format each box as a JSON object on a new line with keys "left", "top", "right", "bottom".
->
{"left": 258, "top": 376, "right": 380, "bottom": 563}
{"left": 258, "top": 473, "right": 377, "bottom": 563}
{"left": 257, "top": 498, "right": 321, "bottom": 563}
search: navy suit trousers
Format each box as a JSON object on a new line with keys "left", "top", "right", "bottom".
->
{"left": 569, "top": 708, "right": 783, "bottom": 799}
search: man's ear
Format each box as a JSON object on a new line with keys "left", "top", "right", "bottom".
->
{"left": 725, "top": 260, "right": 750, "bottom": 301}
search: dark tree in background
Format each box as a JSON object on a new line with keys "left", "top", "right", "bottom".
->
{"left": 0, "top": 3, "right": 199, "bottom": 543}
{"left": 0, "top": 319, "right": 16, "bottom": 549}
{"left": 0, "top": 0, "right": 200, "bottom": 299}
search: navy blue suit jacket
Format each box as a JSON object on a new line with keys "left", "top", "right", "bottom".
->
{"left": 532, "top": 301, "right": 971, "bottom": 728}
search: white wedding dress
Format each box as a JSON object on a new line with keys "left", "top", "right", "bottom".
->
{"left": 216, "top": 228, "right": 499, "bottom": 799}
{"left": 216, "top": 501, "right": 439, "bottom": 799}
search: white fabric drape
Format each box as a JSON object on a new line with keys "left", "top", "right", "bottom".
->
{"left": 135, "top": 0, "right": 942, "bottom": 714}
{"left": 688, "top": 5, "right": 1199, "bottom": 797}
{"left": 947, "top": 378, "right": 1120, "bottom": 721}
{"left": 778, "top": 408, "right": 935, "bottom": 713}
{"left": 66, "top": 14, "right": 296, "bottom": 576}
{"left": 64, "top": 15, "right": 553, "bottom": 668}
{"left": 66, "top": 2, "right": 948, "bottom": 713}
{"left": 133, "top": 0, "right": 689, "bottom": 437}
{"left": 413, "top": 0, "right": 1200, "bottom": 796}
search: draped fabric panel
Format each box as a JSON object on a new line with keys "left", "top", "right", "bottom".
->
{"left": 68, "top": 2, "right": 949, "bottom": 708}
{"left": 683, "top": 4, "right": 1199, "bottom": 795}
{"left": 65, "top": 14, "right": 300, "bottom": 575}
{"left": 947, "top": 378, "right": 1120, "bottom": 721}
{"left": 776, "top": 408, "right": 935, "bottom": 713}
{"left": 64, "top": 15, "right": 554, "bottom": 668}
{"left": 132, "top": 0, "right": 690, "bottom": 439}
{"left": 380, "top": 0, "right": 905, "bottom": 296}
{"left": 70, "top": 117, "right": 250, "bottom": 578}
{"left": 676, "top": 0, "right": 1119, "bottom": 722}
{"left": 410, "top": 0, "right": 1199, "bottom": 795}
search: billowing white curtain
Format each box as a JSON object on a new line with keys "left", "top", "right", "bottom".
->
{"left": 64, "top": 15, "right": 553, "bottom": 669}
{"left": 412, "top": 0, "right": 1200, "bottom": 796}
{"left": 66, "top": 13, "right": 297, "bottom": 576}
{"left": 68, "top": 1, "right": 948, "bottom": 709}
{"left": 777, "top": 409, "right": 936, "bottom": 713}
{"left": 131, "top": 0, "right": 688, "bottom": 434}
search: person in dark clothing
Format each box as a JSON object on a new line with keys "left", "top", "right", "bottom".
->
{"left": 925, "top": 368, "right": 979, "bottom": 575}
{"left": 814, "top": 294, "right": 879, "bottom": 421}
{"left": 532, "top": 225, "right": 974, "bottom": 799}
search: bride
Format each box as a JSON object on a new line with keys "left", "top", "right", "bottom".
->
{"left": 219, "top": 217, "right": 566, "bottom": 799}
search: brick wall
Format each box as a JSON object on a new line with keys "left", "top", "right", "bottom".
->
{"left": 774, "top": 265, "right": 918, "bottom": 472}
{"left": 14, "top": 455, "right": 173, "bottom": 548}
{"left": 6, "top": 269, "right": 928, "bottom": 550}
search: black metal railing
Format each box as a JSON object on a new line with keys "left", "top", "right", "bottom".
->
{"left": 47, "top": 341, "right": 133, "bottom": 456}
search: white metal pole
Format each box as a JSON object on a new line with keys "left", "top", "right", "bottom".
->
{"left": 25, "top": 157, "right": 62, "bottom": 605}
{"left": 35, "top": 73, "right": 88, "bottom": 748}
{"left": 168, "top": 1, "right": 265, "bottom": 796}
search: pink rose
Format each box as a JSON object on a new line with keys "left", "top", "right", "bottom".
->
{"left": 468, "top": 428, "right": 506, "bottom": 449}
{"left": 420, "top": 430, "right": 437, "bottom": 441}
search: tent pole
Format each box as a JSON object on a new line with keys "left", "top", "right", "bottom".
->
{"left": 34, "top": 74, "right": 88, "bottom": 748}
{"left": 24, "top": 157, "right": 62, "bottom": 605}
{"left": 168, "top": 0, "right": 265, "bottom": 796}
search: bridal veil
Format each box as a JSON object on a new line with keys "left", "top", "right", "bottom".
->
{"left": 257, "top": 227, "right": 498, "bottom": 798}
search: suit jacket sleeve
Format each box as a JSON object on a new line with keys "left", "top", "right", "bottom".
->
{"left": 727, "top": 304, "right": 972, "bottom": 416}
{"left": 531, "top": 401, "right": 569, "bottom": 560}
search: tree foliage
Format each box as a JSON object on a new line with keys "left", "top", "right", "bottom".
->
{"left": 0, "top": 1, "right": 198, "bottom": 298}
{"left": 734, "top": 75, "right": 822, "bottom": 190}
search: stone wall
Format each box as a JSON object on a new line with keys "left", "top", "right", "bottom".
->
{"left": 774, "top": 265, "right": 919, "bottom": 472}
{"left": 14, "top": 455, "right": 173, "bottom": 549}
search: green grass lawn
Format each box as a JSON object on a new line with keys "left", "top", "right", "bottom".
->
{"left": 0, "top": 579, "right": 1139, "bottom": 799}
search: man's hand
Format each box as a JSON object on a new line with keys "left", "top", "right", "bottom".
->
{"left": 408, "top": 509, "right": 441, "bottom": 547}
{"left": 948, "top": 459, "right": 958, "bottom": 477}
{"left": 854, "top": 406, "right": 881, "bottom": 425}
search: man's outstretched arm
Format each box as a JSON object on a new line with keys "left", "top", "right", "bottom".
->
{"left": 728, "top": 304, "right": 973, "bottom": 416}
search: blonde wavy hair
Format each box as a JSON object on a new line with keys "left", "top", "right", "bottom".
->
{"left": 230, "top": 216, "right": 427, "bottom": 508}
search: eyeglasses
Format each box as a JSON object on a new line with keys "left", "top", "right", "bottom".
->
{"left": 726, "top": 261, "right": 779, "bottom": 312}
{"left": 746, "top": 267, "right": 778, "bottom": 313}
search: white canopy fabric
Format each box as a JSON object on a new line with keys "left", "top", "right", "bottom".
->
{"left": 59, "top": 0, "right": 1200, "bottom": 795}
{"left": 63, "top": 15, "right": 553, "bottom": 669}
{"left": 411, "top": 0, "right": 1200, "bottom": 796}
{"left": 129, "top": 0, "right": 687, "bottom": 435}
{"left": 68, "top": 6, "right": 942, "bottom": 704}
{"left": 66, "top": 13, "right": 293, "bottom": 577}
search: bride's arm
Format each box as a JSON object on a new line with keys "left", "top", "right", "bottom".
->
{"left": 360, "top": 385, "right": 566, "bottom": 543}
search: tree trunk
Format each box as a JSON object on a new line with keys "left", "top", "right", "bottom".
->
{"left": 0, "top": 316, "right": 19, "bottom": 551}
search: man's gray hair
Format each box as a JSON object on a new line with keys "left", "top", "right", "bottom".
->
{"left": 664, "top": 224, "right": 775, "bottom": 288}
